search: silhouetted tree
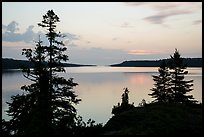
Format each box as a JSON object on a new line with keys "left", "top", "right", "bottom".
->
{"left": 4, "top": 10, "right": 81, "bottom": 135}
{"left": 149, "top": 60, "right": 173, "bottom": 103}
{"left": 149, "top": 49, "right": 196, "bottom": 104}
{"left": 72, "top": 116, "right": 104, "bottom": 135}
{"left": 168, "top": 49, "right": 195, "bottom": 104}
{"left": 138, "top": 99, "right": 146, "bottom": 107}
{"left": 121, "top": 88, "right": 129, "bottom": 106}
{"left": 112, "top": 88, "right": 134, "bottom": 115}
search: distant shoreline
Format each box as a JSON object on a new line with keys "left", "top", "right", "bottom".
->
{"left": 110, "top": 58, "right": 202, "bottom": 67}
{"left": 2, "top": 58, "right": 202, "bottom": 69}
{"left": 2, "top": 58, "right": 96, "bottom": 69}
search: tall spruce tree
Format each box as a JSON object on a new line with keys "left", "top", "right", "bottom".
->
{"left": 149, "top": 60, "right": 173, "bottom": 103}
{"left": 4, "top": 10, "right": 81, "bottom": 135}
{"left": 168, "top": 49, "right": 195, "bottom": 104}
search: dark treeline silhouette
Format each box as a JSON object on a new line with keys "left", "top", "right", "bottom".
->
{"left": 2, "top": 58, "right": 96, "bottom": 69}
{"left": 2, "top": 57, "right": 201, "bottom": 69}
{"left": 110, "top": 58, "right": 202, "bottom": 67}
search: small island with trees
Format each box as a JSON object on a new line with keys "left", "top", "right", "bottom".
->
{"left": 2, "top": 10, "right": 202, "bottom": 136}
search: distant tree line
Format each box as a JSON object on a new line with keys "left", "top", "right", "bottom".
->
{"left": 2, "top": 57, "right": 201, "bottom": 69}
{"left": 2, "top": 58, "right": 95, "bottom": 69}
{"left": 110, "top": 58, "right": 202, "bottom": 67}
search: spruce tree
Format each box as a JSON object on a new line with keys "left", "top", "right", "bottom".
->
{"left": 4, "top": 10, "right": 81, "bottom": 135}
{"left": 149, "top": 60, "right": 173, "bottom": 103}
{"left": 168, "top": 49, "right": 195, "bottom": 104}
{"left": 121, "top": 88, "right": 130, "bottom": 106}
{"left": 112, "top": 88, "right": 134, "bottom": 115}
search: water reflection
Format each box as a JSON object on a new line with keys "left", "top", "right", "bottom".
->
{"left": 2, "top": 67, "right": 202, "bottom": 124}
{"left": 127, "top": 73, "right": 152, "bottom": 85}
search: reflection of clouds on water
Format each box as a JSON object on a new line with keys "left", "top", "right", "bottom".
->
{"left": 128, "top": 74, "right": 152, "bottom": 85}
{"left": 2, "top": 89, "right": 25, "bottom": 120}
{"left": 2, "top": 67, "right": 202, "bottom": 124}
{"left": 2, "top": 70, "right": 31, "bottom": 121}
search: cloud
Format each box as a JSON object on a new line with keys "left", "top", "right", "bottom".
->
{"left": 3, "top": 21, "right": 19, "bottom": 33}
{"left": 125, "top": 2, "right": 180, "bottom": 9}
{"left": 2, "top": 23, "right": 40, "bottom": 43}
{"left": 144, "top": 10, "right": 192, "bottom": 24}
{"left": 125, "top": 2, "right": 201, "bottom": 11}
{"left": 128, "top": 50, "right": 160, "bottom": 55}
{"left": 121, "top": 22, "right": 134, "bottom": 28}
{"left": 144, "top": 14, "right": 166, "bottom": 24}
{"left": 112, "top": 37, "right": 118, "bottom": 41}
{"left": 63, "top": 32, "right": 80, "bottom": 40}
{"left": 2, "top": 24, "right": 7, "bottom": 29}
{"left": 2, "top": 21, "right": 80, "bottom": 45}
{"left": 125, "top": 2, "right": 147, "bottom": 6}
{"left": 125, "top": 2, "right": 201, "bottom": 24}
{"left": 64, "top": 40, "right": 78, "bottom": 47}
{"left": 192, "top": 20, "right": 202, "bottom": 25}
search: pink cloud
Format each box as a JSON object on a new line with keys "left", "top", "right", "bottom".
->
{"left": 128, "top": 50, "right": 160, "bottom": 55}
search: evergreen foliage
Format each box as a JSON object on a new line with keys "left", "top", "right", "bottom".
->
{"left": 168, "top": 49, "right": 195, "bottom": 103}
{"left": 149, "top": 49, "right": 196, "bottom": 104}
{"left": 3, "top": 10, "right": 81, "bottom": 135}
{"left": 112, "top": 88, "right": 134, "bottom": 115}
{"left": 149, "top": 60, "right": 173, "bottom": 103}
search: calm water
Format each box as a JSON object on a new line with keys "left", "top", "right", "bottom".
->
{"left": 2, "top": 67, "right": 202, "bottom": 125}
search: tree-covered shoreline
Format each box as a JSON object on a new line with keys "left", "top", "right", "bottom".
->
{"left": 110, "top": 58, "right": 202, "bottom": 67}
{"left": 2, "top": 58, "right": 96, "bottom": 69}
{"left": 2, "top": 57, "right": 202, "bottom": 69}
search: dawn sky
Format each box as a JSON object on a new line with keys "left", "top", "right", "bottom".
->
{"left": 2, "top": 2, "right": 202, "bottom": 65}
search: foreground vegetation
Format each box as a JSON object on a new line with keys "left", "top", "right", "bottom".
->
{"left": 104, "top": 103, "right": 202, "bottom": 135}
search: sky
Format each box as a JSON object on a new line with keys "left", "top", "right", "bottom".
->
{"left": 2, "top": 2, "right": 202, "bottom": 65}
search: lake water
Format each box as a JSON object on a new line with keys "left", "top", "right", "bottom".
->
{"left": 2, "top": 67, "right": 202, "bottom": 125}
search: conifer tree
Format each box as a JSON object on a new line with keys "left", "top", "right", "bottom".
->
{"left": 168, "top": 49, "right": 195, "bottom": 103}
{"left": 121, "top": 88, "right": 130, "bottom": 106}
{"left": 149, "top": 60, "right": 173, "bottom": 103}
{"left": 112, "top": 88, "right": 134, "bottom": 115}
{"left": 149, "top": 49, "right": 196, "bottom": 104}
{"left": 4, "top": 10, "right": 81, "bottom": 135}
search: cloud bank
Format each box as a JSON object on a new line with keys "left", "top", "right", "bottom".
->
{"left": 125, "top": 2, "right": 201, "bottom": 25}
{"left": 2, "top": 21, "right": 80, "bottom": 45}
